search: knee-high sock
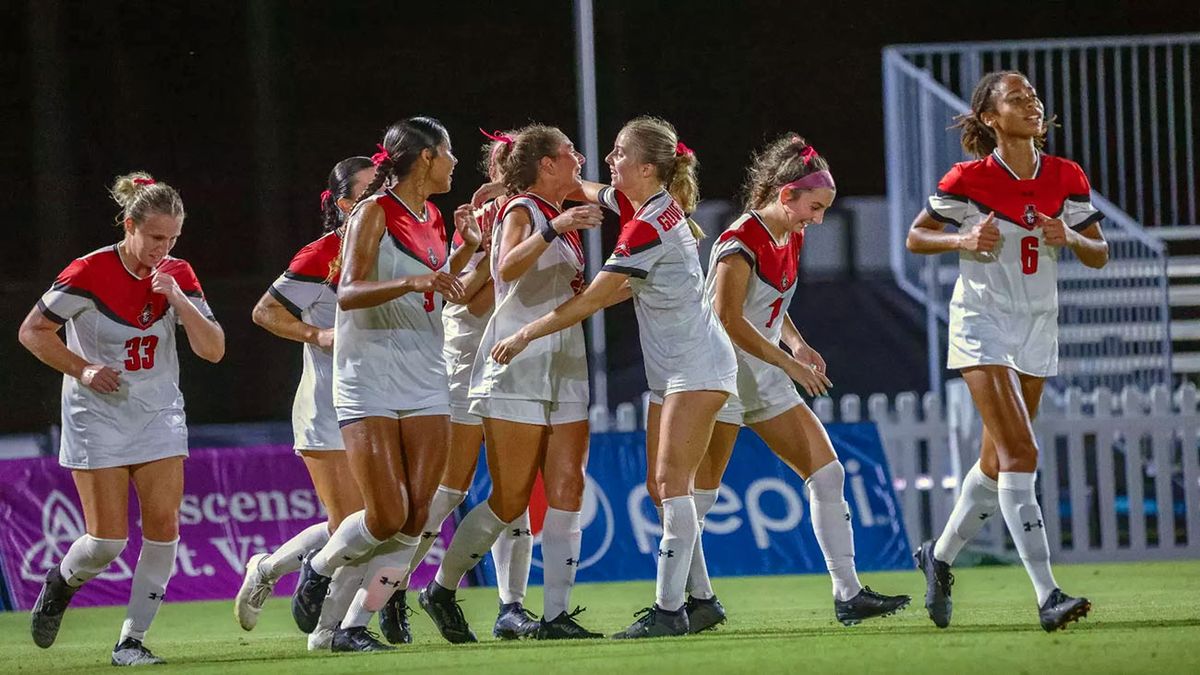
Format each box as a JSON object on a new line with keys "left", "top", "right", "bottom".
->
{"left": 340, "top": 533, "right": 420, "bottom": 629}
{"left": 59, "top": 534, "right": 127, "bottom": 588}
{"left": 493, "top": 510, "right": 532, "bottom": 605}
{"left": 434, "top": 502, "right": 507, "bottom": 591}
{"left": 402, "top": 486, "right": 467, "bottom": 585}
{"left": 998, "top": 472, "right": 1058, "bottom": 605}
{"left": 655, "top": 496, "right": 697, "bottom": 612}
{"left": 314, "top": 561, "right": 367, "bottom": 635}
{"left": 311, "top": 510, "right": 381, "bottom": 577}
{"left": 934, "top": 461, "right": 1000, "bottom": 565}
{"left": 686, "top": 488, "right": 718, "bottom": 600}
{"left": 119, "top": 538, "right": 177, "bottom": 642}
{"left": 807, "top": 461, "right": 863, "bottom": 602}
{"left": 541, "top": 508, "right": 581, "bottom": 618}
{"left": 260, "top": 522, "right": 330, "bottom": 581}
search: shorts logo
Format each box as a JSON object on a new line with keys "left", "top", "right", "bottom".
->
{"left": 1023, "top": 204, "right": 1038, "bottom": 227}
{"left": 428, "top": 247, "right": 440, "bottom": 267}
{"left": 20, "top": 490, "right": 133, "bottom": 582}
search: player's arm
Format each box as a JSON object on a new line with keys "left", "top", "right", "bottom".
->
{"left": 467, "top": 279, "right": 495, "bottom": 318}
{"left": 449, "top": 250, "right": 492, "bottom": 308}
{"left": 448, "top": 204, "right": 482, "bottom": 278}
{"left": 566, "top": 181, "right": 608, "bottom": 204}
{"left": 604, "top": 278, "right": 633, "bottom": 308}
{"left": 153, "top": 271, "right": 224, "bottom": 363}
{"left": 906, "top": 210, "right": 999, "bottom": 255}
{"left": 781, "top": 314, "right": 827, "bottom": 375}
{"left": 491, "top": 271, "right": 627, "bottom": 364}
{"left": 17, "top": 307, "right": 120, "bottom": 393}
{"left": 251, "top": 292, "right": 332, "bottom": 348}
{"left": 496, "top": 205, "right": 601, "bottom": 282}
{"left": 337, "top": 201, "right": 464, "bottom": 309}
{"left": 1039, "top": 213, "right": 1108, "bottom": 269}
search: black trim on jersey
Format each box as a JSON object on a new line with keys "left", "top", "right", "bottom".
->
{"left": 601, "top": 263, "right": 648, "bottom": 279}
{"left": 597, "top": 186, "right": 618, "bottom": 213}
{"left": 1065, "top": 193, "right": 1092, "bottom": 203}
{"left": 965, "top": 197, "right": 1035, "bottom": 231}
{"left": 268, "top": 286, "right": 304, "bottom": 319}
{"left": 620, "top": 238, "right": 663, "bottom": 256}
{"left": 925, "top": 204, "right": 961, "bottom": 228}
{"left": 632, "top": 190, "right": 670, "bottom": 222}
{"left": 385, "top": 189, "right": 430, "bottom": 223}
{"left": 714, "top": 247, "right": 755, "bottom": 267}
{"left": 36, "top": 299, "right": 68, "bottom": 325}
{"left": 48, "top": 285, "right": 165, "bottom": 329}
{"left": 1070, "top": 210, "right": 1104, "bottom": 232}
{"left": 282, "top": 270, "right": 328, "bottom": 284}
{"left": 385, "top": 229, "right": 444, "bottom": 271}
{"left": 991, "top": 150, "right": 1042, "bottom": 181}
{"left": 934, "top": 189, "right": 968, "bottom": 203}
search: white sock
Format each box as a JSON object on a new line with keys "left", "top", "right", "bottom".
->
{"left": 340, "top": 533, "right": 420, "bottom": 629}
{"left": 59, "top": 534, "right": 127, "bottom": 587}
{"left": 401, "top": 486, "right": 466, "bottom": 586}
{"left": 260, "top": 522, "right": 330, "bottom": 581}
{"left": 311, "top": 510, "right": 381, "bottom": 577}
{"left": 807, "top": 462, "right": 863, "bottom": 602}
{"left": 686, "top": 488, "right": 718, "bottom": 600}
{"left": 655, "top": 496, "right": 697, "bottom": 612}
{"left": 315, "top": 562, "right": 367, "bottom": 635}
{"left": 934, "top": 461, "right": 1000, "bottom": 565}
{"left": 998, "top": 472, "right": 1059, "bottom": 605}
{"left": 493, "top": 510, "right": 532, "bottom": 605}
{"left": 434, "top": 502, "right": 507, "bottom": 590}
{"left": 541, "top": 508, "right": 581, "bottom": 619}
{"left": 119, "top": 538, "right": 177, "bottom": 642}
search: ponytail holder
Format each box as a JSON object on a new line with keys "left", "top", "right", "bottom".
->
{"left": 675, "top": 141, "right": 694, "bottom": 157}
{"left": 132, "top": 177, "right": 156, "bottom": 186}
{"left": 798, "top": 145, "right": 818, "bottom": 165}
{"left": 479, "top": 128, "right": 514, "bottom": 144}
{"left": 371, "top": 143, "right": 391, "bottom": 166}
{"left": 319, "top": 189, "right": 332, "bottom": 208}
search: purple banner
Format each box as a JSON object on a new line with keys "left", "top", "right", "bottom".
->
{"left": 0, "top": 445, "right": 455, "bottom": 611}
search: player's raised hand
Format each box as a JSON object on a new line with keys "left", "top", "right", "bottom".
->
{"left": 151, "top": 270, "right": 184, "bottom": 302}
{"left": 491, "top": 329, "right": 531, "bottom": 364}
{"left": 551, "top": 204, "right": 603, "bottom": 234}
{"left": 80, "top": 363, "right": 121, "bottom": 394}
{"left": 412, "top": 271, "right": 465, "bottom": 301}
{"left": 1036, "top": 211, "right": 1070, "bottom": 247}
{"left": 960, "top": 212, "right": 1000, "bottom": 253}
{"left": 471, "top": 180, "right": 506, "bottom": 209}
{"left": 453, "top": 204, "right": 482, "bottom": 248}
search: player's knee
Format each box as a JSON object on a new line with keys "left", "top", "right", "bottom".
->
{"left": 139, "top": 510, "right": 180, "bottom": 541}
{"left": 546, "top": 469, "right": 585, "bottom": 512}
{"left": 805, "top": 460, "right": 845, "bottom": 502}
{"left": 83, "top": 534, "right": 128, "bottom": 566}
{"left": 490, "top": 496, "right": 527, "bottom": 524}
{"left": 365, "top": 504, "right": 406, "bottom": 539}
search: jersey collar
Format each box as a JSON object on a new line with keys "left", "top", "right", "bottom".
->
{"left": 990, "top": 149, "right": 1042, "bottom": 181}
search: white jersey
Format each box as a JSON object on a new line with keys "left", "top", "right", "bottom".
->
{"left": 443, "top": 198, "right": 501, "bottom": 409}
{"left": 37, "top": 245, "right": 214, "bottom": 469}
{"left": 706, "top": 212, "right": 804, "bottom": 412}
{"left": 268, "top": 230, "right": 342, "bottom": 449}
{"left": 469, "top": 193, "right": 589, "bottom": 404}
{"left": 334, "top": 190, "right": 451, "bottom": 415}
{"left": 926, "top": 151, "right": 1103, "bottom": 376}
{"left": 599, "top": 187, "right": 737, "bottom": 396}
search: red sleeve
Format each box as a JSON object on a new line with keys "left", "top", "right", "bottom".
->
{"left": 936, "top": 163, "right": 968, "bottom": 198}
{"left": 1060, "top": 159, "right": 1093, "bottom": 199}
{"left": 160, "top": 259, "right": 205, "bottom": 299}
{"left": 51, "top": 257, "right": 90, "bottom": 290}
{"left": 285, "top": 237, "right": 339, "bottom": 282}
{"left": 612, "top": 218, "right": 661, "bottom": 257}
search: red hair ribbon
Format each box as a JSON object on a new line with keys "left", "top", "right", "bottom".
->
{"left": 132, "top": 177, "right": 156, "bottom": 186}
{"left": 675, "top": 141, "right": 694, "bottom": 157}
{"left": 479, "top": 128, "right": 514, "bottom": 144}
{"left": 798, "top": 145, "right": 818, "bottom": 165}
{"left": 319, "top": 189, "right": 332, "bottom": 208}
{"left": 371, "top": 143, "right": 391, "bottom": 166}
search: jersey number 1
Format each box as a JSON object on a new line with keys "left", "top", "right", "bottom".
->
{"left": 1021, "top": 236, "right": 1039, "bottom": 275}
{"left": 766, "top": 297, "right": 784, "bottom": 328}
{"left": 123, "top": 335, "right": 159, "bottom": 371}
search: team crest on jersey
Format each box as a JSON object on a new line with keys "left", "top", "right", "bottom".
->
{"left": 138, "top": 302, "right": 154, "bottom": 327}
{"left": 428, "top": 247, "right": 439, "bottom": 267}
{"left": 613, "top": 242, "right": 630, "bottom": 257}
{"left": 1023, "top": 204, "right": 1038, "bottom": 227}
{"left": 781, "top": 274, "right": 790, "bottom": 290}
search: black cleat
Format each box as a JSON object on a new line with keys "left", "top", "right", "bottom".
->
{"left": 493, "top": 601, "right": 539, "bottom": 640}
{"left": 30, "top": 566, "right": 78, "bottom": 649}
{"left": 418, "top": 581, "right": 477, "bottom": 644}
{"left": 685, "top": 595, "right": 727, "bottom": 634}
{"left": 1039, "top": 588, "right": 1090, "bottom": 632}
{"left": 379, "top": 589, "right": 412, "bottom": 644}
{"left": 535, "top": 606, "right": 603, "bottom": 640}
{"left": 291, "top": 552, "right": 332, "bottom": 634}
{"left": 110, "top": 637, "right": 166, "bottom": 666}
{"left": 332, "top": 626, "right": 396, "bottom": 652}
{"left": 610, "top": 605, "right": 689, "bottom": 639}
{"left": 915, "top": 539, "right": 953, "bottom": 628}
{"left": 835, "top": 587, "right": 912, "bottom": 626}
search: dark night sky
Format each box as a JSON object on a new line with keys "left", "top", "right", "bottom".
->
{"left": 0, "top": 1, "right": 1193, "bottom": 432}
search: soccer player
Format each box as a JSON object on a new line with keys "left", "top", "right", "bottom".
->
{"left": 20, "top": 172, "right": 225, "bottom": 666}
{"left": 491, "top": 117, "right": 738, "bottom": 639}
{"left": 420, "top": 125, "right": 605, "bottom": 642}
{"left": 907, "top": 71, "right": 1107, "bottom": 631}
{"left": 690, "top": 135, "right": 910, "bottom": 631}
{"left": 234, "top": 157, "right": 374, "bottom": 647}
{"left": 290, "top": 117, "right": 476, "bottom": 653}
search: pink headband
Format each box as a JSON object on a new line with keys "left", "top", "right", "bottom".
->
{"left": 480, "top": 128, "right": 514, "bottom": 144}
{"left": 319, "top": 189, "right": 332, "bottom": 208}
{"left": 371, "top": 143, "right": 391, "bottom": 166}
{"left": 133, "top": 177, "right": 156, "bottom": 186}
{"left": 675, "top": 140, "right": 694, "bottom": 157}
{"left": 780, "top": 170, "right": 836, "bottom": 193}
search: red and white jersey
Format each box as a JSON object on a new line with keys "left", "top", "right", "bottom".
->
{"left": 925, "top": 151, "right": 1103, "bottom": 316}
{"left": 444, "top": 198, "right": 502, "bottom": 404}
{"left": 37, "top": 245, "right": 213, "bottom": 455}
{"left": 268, "top": 230, "right": 341, "bottom": 449}
{"left": 471, "top": 193, "right": 589, "bottom": 404}
{"left": 334, "top": 190, "right": 450, "bottom": 412}
{"left": 600, "top": 187, "right": 737, "bottom": 395}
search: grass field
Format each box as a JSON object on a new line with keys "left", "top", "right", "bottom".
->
{"left": 3, "top": 561, "right": 1199, "bottom": 674}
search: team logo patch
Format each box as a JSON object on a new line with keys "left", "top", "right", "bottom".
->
{"left": 781, "top": 274, "right": 790, "bottom": 289}
{"left": 613, "top": 242, "right": 630, "bottom": 257}
{"left": 1023, "top": 204, "right": 1038, "bottom": 227}
{"left": 138, "top": 302, "right": 154, "bottom": 327}
{"left": 428, "top": 247, "right": 439, "bottom": 267}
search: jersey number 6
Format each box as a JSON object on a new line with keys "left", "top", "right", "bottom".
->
{"left": 1021, "top": 236, "right": 1039, "bottom": 275}
{"left": 123, "top": 335, "right": 159, "bottom": 371}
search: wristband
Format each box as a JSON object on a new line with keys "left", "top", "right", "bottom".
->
{"left": 539, "top": 222, "right": 559, "bottom": 243}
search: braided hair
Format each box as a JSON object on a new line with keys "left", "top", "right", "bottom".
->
{"left": 319, "top": 156, "right": 374, "bottom": 232}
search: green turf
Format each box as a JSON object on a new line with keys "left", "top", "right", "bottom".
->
{"left": 4, "top": 561, "right": 1199, "bottom": 673}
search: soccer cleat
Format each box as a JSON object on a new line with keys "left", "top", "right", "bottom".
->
{"left": 535, "top": 606, "right": 604, "bottom": 640}
{"left": 307, "top": 626, "right": 334, "bottom": 651}
{"left": 685, "top": 595, "right": 727, "bottom": 634}
{"left": 418, "top": 581, "right": 477, "bottom": 644}
{"left": 379, "top": 589, "right": 413, "bottom": 644}
{"left": 331, "top": 626, "right": 396, "bottom": 652}
{"left": 290, "top": 552, "right": 332, "bottom": 634}
{"left": 30, "top": 566, "right": 79, "bottom": 649}
{"left": 493, "top": 601, "right": 540, "bottom": 640}
{"left": 835, "top": 587, "right": 912, "bottom": 626}
{"left": 610, "top": 605, "right": 689, "bottom": 639}
{"left": 110, "top": 637, "right": 166, "bottom": 666}
{"left": 234, "top": 552, "right": 274, "bottom": 631}
{"left": 915, "top": 539, "right": 954, "bottom": 628}
{"left": 1038, "top": 588, "right": 1091, "bottom": 632}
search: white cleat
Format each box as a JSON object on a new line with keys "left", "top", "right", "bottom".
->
{"left": 234, "top": 552, "right": 275, "bottom": 631}
{"left": 308, "top": 626, "right": 335, "bottom": 651}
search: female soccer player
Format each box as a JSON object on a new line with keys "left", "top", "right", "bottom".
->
{"left": 234, "top": 157, "right": 374, "bottom": 642}
{"left": 908, "top": 71, "right": 1107, "bottom": 632}
{"left": 686, "top": 135, "right": 910, "bottom": 632}
{"left": 492, "top": 116, "right": 738, "bottom": 639}
{"left": 290, "top": 117, "right": 476, "bottom": 653}
{"left": 21, "top": 172, "right": 225, "bottom": 666}
{"left": 420, "top": 125, "right": 605, "bottom": 642}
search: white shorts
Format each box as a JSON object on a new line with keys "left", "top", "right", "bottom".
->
{"left": 948, "top": 305, "right": 1058, "bottom": 377}
{"left": 293, "top": 417, "right": 345, "bottom": 454}
{"left": 468, "top": 397, "right": 588, "bottom": 426}
{"left": 59, "top": 407, "right": 189, "bottom": 470}
{"left": 450, "top": 402, "right": 482, "bottom": 426}
{"left": 650, "top": 373, "right": 739, "bottom": 402}
{"left": 336, "top": 403, "right": 452, "bottom": 426}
